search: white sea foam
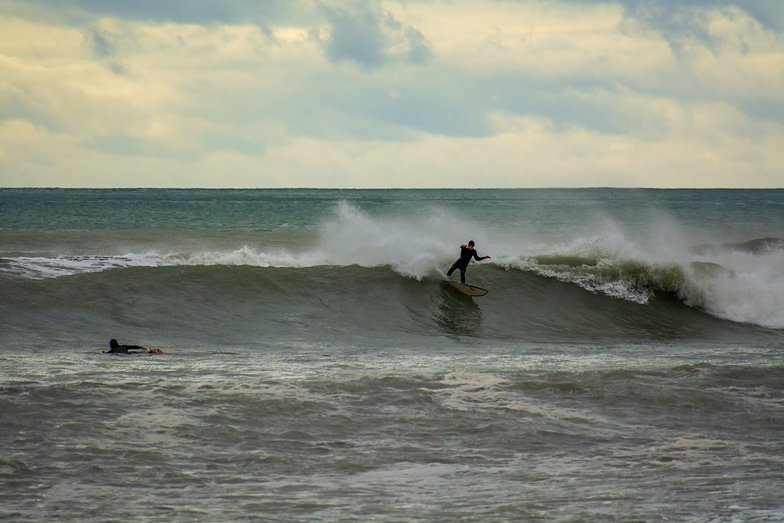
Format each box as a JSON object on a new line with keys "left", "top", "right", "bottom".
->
{"left": 423, "top": 370, "right": 511, "bottom": 412}
{"left": 2, "top": 254, "right": 160, "bottom": 279}
{"left": 314, "top": 201, "right": 487, "bottom": 279}
{"left": 680, "top": 254, "right": 784, "bottom": 329}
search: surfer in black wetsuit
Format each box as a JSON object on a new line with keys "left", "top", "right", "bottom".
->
{"left": 446, "top": 240, "right": 490, "bottom": 284}
{"left": 105, "top": 339, "right": 148, "bottom": 354}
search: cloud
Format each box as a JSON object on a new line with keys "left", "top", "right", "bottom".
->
{"left": 571, "top": 0, "right": 784, "bottom": 32}
{"left": 322, "top": 2, "right": 433, "bottom": 69}
{"left": 84, "top": 25, "right": 127, "bottom": 73}
{"left": 86, "top": 27, "right": 117, "bottom": 58}
{"left": 0, "top": 0, "right": 290, "bottom": 26}
{"left": 0, "top": 0, "right": 782, "bottom": 187}
{"left": 324, "top": 4, "right": 387, "bottom": 68}
{"left": 405, "top": 26, "right": 431, "bottom": 64}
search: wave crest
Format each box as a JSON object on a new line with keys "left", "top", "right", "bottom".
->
{"left": 506, "top": 237, "right": 784, "bottom": 329}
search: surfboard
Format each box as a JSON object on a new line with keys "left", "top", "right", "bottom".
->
{"left": 101, "top": 348, "right": 163, "bottom": 354}
{"left": 448, "top": 281, "right": 489, "bottom": 297}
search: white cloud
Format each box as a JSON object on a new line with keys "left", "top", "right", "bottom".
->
{"left": 0, "top": 0, "right": 783, "bottom": 187}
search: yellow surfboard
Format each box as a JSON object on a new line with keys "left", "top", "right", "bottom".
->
{"left": 448, "top": 281, "right": 489, "bottom": 297}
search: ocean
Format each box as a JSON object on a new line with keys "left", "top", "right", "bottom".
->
{"left": 1, "top": 188, "right": 783, "bottom": 522}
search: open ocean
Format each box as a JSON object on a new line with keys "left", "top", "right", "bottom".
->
{"left": 1, "top": 188, "right": 783, "bottom": 522}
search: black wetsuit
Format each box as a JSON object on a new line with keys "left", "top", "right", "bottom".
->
{"left": 106, "top": 339, "right": 146, "bottom": 353}
{"left": 447, "top": 245, "right": 486, "bottom": 284}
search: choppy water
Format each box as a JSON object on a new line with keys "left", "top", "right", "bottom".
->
{"left": 2, "top": 189, "right": 783, "bottom": 521}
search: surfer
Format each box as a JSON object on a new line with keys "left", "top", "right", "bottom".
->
{"left": 446, "top": 240, "right": 490, "bottom": 284}
{"left": 104, "top": 339, "right": 163, "bottom": 354}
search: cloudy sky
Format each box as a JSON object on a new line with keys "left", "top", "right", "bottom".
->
{"left": 1, "top": 0, "right": 783, "bottom": 187}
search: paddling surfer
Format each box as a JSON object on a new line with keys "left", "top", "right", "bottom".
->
{"left": 104, "top": 339, "right": 162, "bottom": 354}
{"left": 446, "top": 240, "right": 490, "bottom": 284}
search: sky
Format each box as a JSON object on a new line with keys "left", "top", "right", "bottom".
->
{"left": 1, "top": 0, "right": 783, "bottom": 188}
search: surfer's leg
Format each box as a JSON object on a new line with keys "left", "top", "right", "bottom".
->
{"left": 459, "top": 266, "right": 466, "bottom": 284}
{"left": 446, "top": 260, "right": 459, "bottom": 278}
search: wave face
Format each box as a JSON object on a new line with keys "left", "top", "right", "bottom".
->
{"left": 2, "top": 188, "right": 784, "bottom": 346}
